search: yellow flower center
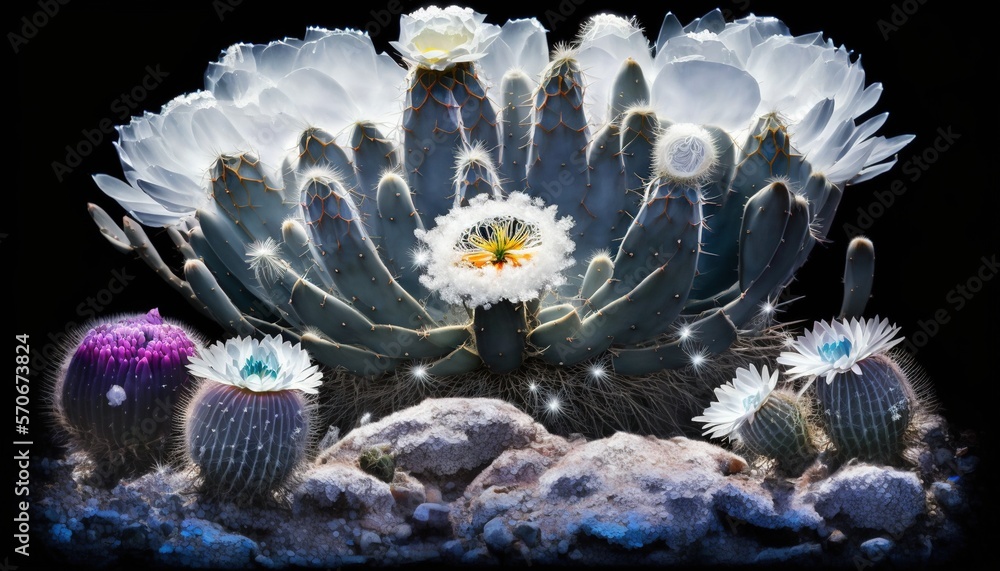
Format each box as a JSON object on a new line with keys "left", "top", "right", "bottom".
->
{"left": 459, "top": 217, "right": 540, "bottom": 269}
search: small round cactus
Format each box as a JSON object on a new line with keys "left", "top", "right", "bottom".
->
{"left": 694, "top": 365, "right": 817, "bottom": 474}
{"left": 779, "top": 316, "right": 913, "bottom": 463}
{"left": 813, "top": 353, "right": 913, "bottom": 462}
{"left": 54, "top": 309, "right": 199, "bottom": 475}
{"left": 736, "top": 390, "right": 817, "bottom": 475}
{"left": 184, "top": 334, "right": 323, "bottom": 501}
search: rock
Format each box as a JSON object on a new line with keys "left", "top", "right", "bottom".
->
{"left": 441, "top": 539, "right": 465, "bottom": 560}
{"left": 359, "top": 530, "right": 382, "bottom": 554}
{"left": 413, "top": 502, "right": 451, "bottom": 530}
{"left": 827, "top": 529, "right": 847, "bottom": 545}
{"left": 860, "top": 537, "right": 894, "bottom": 562}
{"left": 931, "top": 481, "right": 965, "bottom": 512}
{"left": 293, "top": 463, "right": 397, "bottom": 533}
{"left": 483, "top": 517, "right": 515, "bottom": 552}
{"left": 534, "top": 434, "right": 746, "bottom": 550}
{"left": 514, "top": 522, "right": 540, "bottom": 547}
{"left": 813, "top": 465, "right": 925, "bottom": 535}
{"left": 316, "top": 398, "right": 541, "bottom": 476}
{"left": 157, "top": 518, "right": 258, "bottom": 569}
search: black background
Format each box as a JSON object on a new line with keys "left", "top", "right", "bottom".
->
{"left": 11, "top": 0, "right": 996, "bottom": 567}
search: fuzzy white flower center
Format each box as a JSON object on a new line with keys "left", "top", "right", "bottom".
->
{"left": 655, "top": 124, "right": 717, "bottom": 183}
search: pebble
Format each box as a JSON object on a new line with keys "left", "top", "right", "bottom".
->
{"left": 860, "top": 537, "right": 894, "bottom": 562}
{"left": 483, "top": 517, "right": 514, "bottom": 552}
{"left": 413, "top": 503, "right": 451, "bottom": 530}
{"left": 359, "top": 531, "right": 382, "bottom": 553}
{"left": 514, "top": 522, "right": 540, "bottom": 547}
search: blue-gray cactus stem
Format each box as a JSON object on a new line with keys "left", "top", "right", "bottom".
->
{"left": 609, "top": 58, "right": 650, "bottom": 121}
{"left": 299, "top": 333, "right": 399, "bottom": 378}
{"left": 497, "top": 70, "right": 534, "bottom": 190}
{"left": 403, "top": 66, "right": 468, "bottom": 226}
{"left": 299, "top": 128, "right": 356, "bottom": 175}
{"left": 186, "top": 222, "right": 277, "bottom": 321}
{"left": 211, "top": 153, "right": 294, "bottom": 243}
{"left": 609, "top": 309, "right": 738, "bottom": 375}
{"left": 451, "top": 63, "right": 499, "bottom": 158}
{"left": 474, "top": 300, "right": 528, "bottom": 374}
{"left": 724, "top": 182, "right": 810, "bottom": 328}
{"left": 579, "top": 253, "right": 614, "bottom": 303}
{"left": 425, "top": 345, "right": 483, "bottom": 376}
{"left": 350, "top": 121, "right": 400, "bottom": 248}
{"left": 197, "top": 206, "right": 282, "bottom": 320}
{"left": 814, "top": 353, "right": 913, "bottom": 463}
{"left": 697, "top": 125, "right": 738, "bottom": 234}
{"left": 185, "top": 381, "right": 311, "bottom": 500}
{"left": 530, "top": 182, "right": 703, "bottom": 364}
{"left": 302, "top": 175, "right": 430, "bottom": 328}
{"left": 587, "top": 179, "right": 703, "bottom": 312}
{"left": 376, "top": 173, "right": 429, "bottom": 299}
{"left": 525, "top": 56, "right": 590, "bottom": 218}
{"left": 87, "top": 203, "right": 132, "bottom": 254}
{"left": 454, "top": 147, "right": 503, "bottom": 207}
{"left": 183, "top": 259, "right": 256, "bottom": 336}
{"left": 736, "top": 390, "right": 816, "bottom": 475}
{"left": 619, "top": 108, "right": 658, "bottom": 205}
{"left": 840, "top": 237, "right": 876, "bottom": 319}
{"left": 277, "top": 262, "right": 469, "bottom": 361}
{"left": 695, "top": 115, "right": 794, "bottom": 298}
{"left": 564, "top": 122, "right": 626, "bottom": 281}
{"left": 280, "top": 219, "right": 336, "bottom": 292}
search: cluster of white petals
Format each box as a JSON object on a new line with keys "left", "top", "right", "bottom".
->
{"left": 95, "top": 29, "right": 406, "bottom": 227}
{"left": 693, "top": 365, "right": 779, "bottom": 440}
{"left": 777, "top": 316, "right": 903, "bottom": 384}
{"left": 574, "top": 12, "right": 912, "bottom": 185}
{"left": 391, "top": 6, "right": 500, "bottom": 71}
{"left": 187, "top": 334, "right": 323, "bottom": 393}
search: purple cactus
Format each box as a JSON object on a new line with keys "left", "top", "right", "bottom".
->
{"left": 55, "top": 309, "right": 199, "bottom": 474}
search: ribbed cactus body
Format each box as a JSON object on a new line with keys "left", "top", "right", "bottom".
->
{"left": 350, "top": 122, "right": 400, "bottom": 246}
{"left": 526, "top": 58, "right": 589, "bottom": 215}
{"left": 403, "top": 66, "right": 468, "bottom": 225}
{"left": 56, "top": 309, "right": 197, "bottom": 471}
{"left": 498, "top": 70, "right": 535, "bottom": 190}
{"left": 815, "top": 354, "right": 913, "bottom": 463}
{"left": 736, "top": 391, "right": 816, "bottom": 474}
{"left": 185, "top": 381, "right": 310, "bottom": 500}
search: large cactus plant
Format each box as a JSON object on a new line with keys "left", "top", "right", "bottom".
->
{"left": 88, "top": 6, "right": 911, "bottom": 437}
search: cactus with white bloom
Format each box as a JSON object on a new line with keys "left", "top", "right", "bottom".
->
{"left": 89, "top": 6, "right": 913, "bottom": 437}
{"left": 184, "top": 334, "right": 322, "bottom": 501}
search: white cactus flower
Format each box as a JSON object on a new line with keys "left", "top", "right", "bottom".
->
{"left": 415, "top": 192, "right": 575, "bottom": 307}
{"left": 777, "top": 316, "right": 903, "bottom": 384}
{"left": 693, "top": 365, "right": 779, "bottom": 440}
{"left": 390, "top": 6, "right": 501, "bottom": 71}
{"left": 187, "top": 334, "right": 324, "bottom": 394}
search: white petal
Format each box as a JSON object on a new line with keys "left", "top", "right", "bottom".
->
{"left": 651, "top": 60, "right": 760, "bottom": 132}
